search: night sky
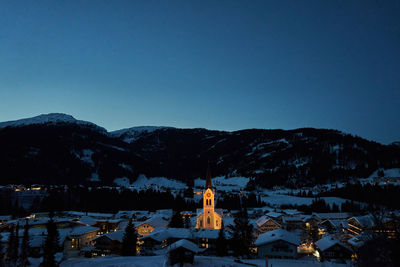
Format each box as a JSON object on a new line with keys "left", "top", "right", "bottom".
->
{"left": 0, "top": 1, "right": 399, "bottom": 144}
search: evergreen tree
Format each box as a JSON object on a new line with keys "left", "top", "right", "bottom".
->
{"left": 168, "top": 210, "right": 184, "bottom": 228}
{"left": 42, "top": 218, "right": 59, "bottom": 267}
{"left": 6, "top": 224, "right": 17, "bottom": 267}
{"left": 14, "top": 223, "right": 19, "bottom": 264}
{"left": 216, "top": 222, "right": 227, "bottom": 256}
{"left": 230, "top": 207, "right": 254, "bottom": 257}
{"left": 19, "top": 220, "right": 30, "bottom": 267}
{"left": 121, "top": 219, "right": 137, "bottom": 256}
{"left": 0, "top": 234, "right": 4, "bottom": 267}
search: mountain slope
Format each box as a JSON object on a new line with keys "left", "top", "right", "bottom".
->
{"left": 0, "top": 113, "right": 399, "bottom": 187}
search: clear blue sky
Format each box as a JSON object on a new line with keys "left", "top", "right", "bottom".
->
{"left": 0, "top": 1, "right": 399, "bottom": 144}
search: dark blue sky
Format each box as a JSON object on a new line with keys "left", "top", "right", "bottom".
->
{"left": 0, "top": 1, "right": 399, "bottom": 144}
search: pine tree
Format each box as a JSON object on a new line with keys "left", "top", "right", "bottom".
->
{"left": 216, "top": 222, "right": 227, "bottom": 256}
{"left": 42, "top": 218, "right": 59, "bottom": 267}
{"left": 19, "top": 220, "right": 30, "bottom": 267}
{"left": 168, "top": 210, "right": 184, "bottom": 228}
{"left": 121, "top": 219, "right": 137, "bottom": 256}
{"left": 0, "top": 234, "right": 4, "bottom": 267}
{"left": 230, "top": 207, "right": 254, "bottom": 258}
{"left": 6, "top": 224, "right": 17, "bottom": 267}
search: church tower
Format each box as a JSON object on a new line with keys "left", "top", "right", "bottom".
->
{"left": 196, "top": 166, "right": 222, "bottom": 229}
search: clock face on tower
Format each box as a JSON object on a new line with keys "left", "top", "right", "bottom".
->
{"left": 207, "top": 193, "right": 211, "bottom": 197}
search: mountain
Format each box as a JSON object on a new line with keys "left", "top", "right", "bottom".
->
{"left": 0, "top": 113, "right": 399, "bottom": 187}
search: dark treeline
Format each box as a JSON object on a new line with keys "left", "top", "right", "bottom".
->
{"left": 280, "top": 198, "right": 362, "bottom": 214}
{"left": 38, "top": 187, "right": 200, "bottom": 213}
{"left": 321, "top": 182, "right": 400, "bottom": 210}
{"left": 216, "top": 192, "right": 265, "bottom": 210}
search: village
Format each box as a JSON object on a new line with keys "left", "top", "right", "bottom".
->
{"left": 0, "top": 171, "right": 399, "bottom": 267}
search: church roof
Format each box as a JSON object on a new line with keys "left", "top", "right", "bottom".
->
{"left": 205, "top": 165, "right": 213, "bottom": 189}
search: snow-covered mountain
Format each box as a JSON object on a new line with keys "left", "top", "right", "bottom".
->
{"left": 0, "top": 113, "right": 106, "bottom": 133}
{"left": 0, "top": 113, "right": 399, "bottom": 187}
{"left": 109, "top": 126, "right": 173, "bottom": 143}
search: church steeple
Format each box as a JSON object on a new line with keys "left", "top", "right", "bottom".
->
{"left": 205, "top": 164, "right": 213, "bottom": 189}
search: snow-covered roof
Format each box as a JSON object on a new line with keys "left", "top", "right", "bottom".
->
{"left": 166, "top": 239, "right": 203, "bottom": 253}
{"left": 347, "top": 232, "right": 372, "bottom": 248}
{"left": 194, "top": 229, "right": 220, "bottom": 239}
{"left": 265, "top": 211, "right": 283, "bottom": 218}
{"left": 141, "top": 228, "right": 192, "bottom": 242}
{"left": 78, "top": 216, "right": 98, "bottom": 226}
{"left": 321, "top": 219, "right": 349, "bottom": 229}
{"left": 281, "top": 215, "right": 308, "bottom": 223}
{"left": 256, "top": 215, "right": 280, "bottom": 227}
{"left": 69, "top": 226, "right": 98, "bottom": 236}
{"left": 349, "top": 214, "right": 375, "bottom": 228}
{"left": 254, "top": 229, "right": 300, "bottom": 247}
{"left": 313, "top": 212, "right": 351, "bottom": 220}
{"left": 94, "top": 230, "right": 125, "bottom": 243}
{"left": 136, "top": 215, "right": 169, "bottom": 229}
{"left": 315, "top": 235, "right": 352, "bottom": 252}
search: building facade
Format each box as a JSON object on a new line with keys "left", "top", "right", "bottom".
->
{"left": 195, "top": 169, "right": 222, "bottom": 230}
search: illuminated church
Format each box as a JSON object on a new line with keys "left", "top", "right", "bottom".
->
{"left": 195, "top": 168, "right": 222, "bottom": 229}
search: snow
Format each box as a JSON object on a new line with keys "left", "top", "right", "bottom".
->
{"left": 261, "top": 191, "right": 350, "bottom": 208}
{"left": 119, "top": 163, "right": 133, "bottom": 172}
{"left": 0, "top": 113, "right": 106, "bottom": 132}
{"left": 315, "top": 235, "right": 351, "bottom": 252}
{"left": 69, "top": 226, "right": 98, "bottom": 236}
{"left": 60, "top": 255, "right": 167, "bottom": 267}
{"left": 88, "top": 173, "right": 100, "bottom": 182}
{"left": 94, "top": 229, "right": 125, "bottom": 242}
{"left": 254, "top": 229, "right": 301, "bottom": 247}
{"left": 129, "top": 174, "right": 187, "bottom": 190}
{"left": 194, "top": 176, "right": 249, "bottom": 191}
{"left": 60, "top": 255, "right": 348, "bottom": 267}
{"left": 109, "top": 126, "right": 172, "bottom": 143}
{"left": 114, "top": 177, "right": 132, "bottom": 187}
{"left": 166, "top": 239, "right": 203, "bottom": 253}
{"left": 75, "top": 149, "right": 94, "bottom": 167}
{"left": 369, "top": 168, "right": 400, "bottom": 178}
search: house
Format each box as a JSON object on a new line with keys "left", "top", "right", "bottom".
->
{"left": 256, "top": 216, "right": 281, "bottom": 234}
{"left": 319, "top": 219, "right": 349, "bottom": 234}
{"left": 282, "top": 215, "right": 306, "bottom": 231}
{"left": 93, "top": 230, "right": 125, "bottom": 254}
{"left": 347, "top": 214, "right": 375, "bottom": 236}
{"left": 140, "top": 228, "right": 193, "bottom": 254}
{"left": 315, "top": 235, "right": 353, "bottom": 261}
{"left": 95, "top": 219, "right": 121, "bottom": 235}
{"left": 167, "top": 239, "right": 203, "bottom": 266}
{"left": 254, "top": 229, "right": 301, "bottom": 259}
{"left": 194, "top": 229, "right": 220, "bottom": 253}
{"left": 135, "top": 215, "right": 169, "bottom": 237}
{"left": 64, "top": 226, "right": 99, "bottom": 257}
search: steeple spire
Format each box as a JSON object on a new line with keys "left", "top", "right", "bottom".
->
{"left": 205, "top": 163, "right": 213, "bottom": 189}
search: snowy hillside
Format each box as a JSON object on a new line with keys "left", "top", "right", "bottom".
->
{"left": 0, "top": 113, "right": 106, "bottom": 132}
{"left": 109, "top": 126, "right": 172, "bottom": 143}
{"left": 194, "top": 176, "right": 249, "bottom": 191}
{"left": 114, "top": 175, "right": 187, "bottom": 190}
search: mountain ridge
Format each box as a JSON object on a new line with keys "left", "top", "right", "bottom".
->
{"left": 0, "top": 113, "right": 399, "bottom": 187}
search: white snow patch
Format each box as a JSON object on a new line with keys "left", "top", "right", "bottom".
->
{"left": 130, "top": 174, "right": 187, "bottom": 190}
{"left": 194, "top": 176, "right": 249, "bottom": 191}
{"left": 113, "top": 177, "right": 131, "bottom": 187}
{"left": 78, "top": 149, "right": 94, "bottom": 167}
{"left": 88, "top": 173, "right": 100, "bottom": 182}
{"left": 109, "top": 126, "right": 173, "bottom": 143}
{"left": 0, "top": 113, "right": 106, "bottom": 132}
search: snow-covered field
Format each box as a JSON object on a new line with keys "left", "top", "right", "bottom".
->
{"left": 60, "top": 255, "right": 348, "bottom": 267}
{"left": 261, "top": 191, "right": 353, "bottom": 208}
{"left": 114, "top": 174, "right": 187, "bottom": 190}
{"left": 194, "top": 176, "right": 249, "bottom": 191}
